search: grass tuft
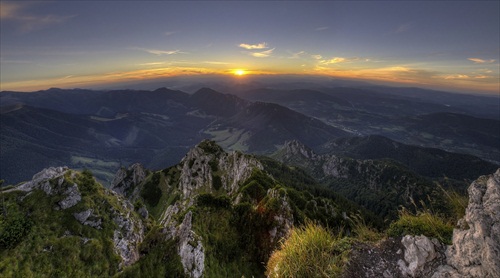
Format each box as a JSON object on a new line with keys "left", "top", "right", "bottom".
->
{"left": 266, "top": 222, "right": 350, "bottom": 278}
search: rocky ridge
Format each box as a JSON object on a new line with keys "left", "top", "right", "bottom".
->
{"left": 344, "top": 168, "right": 500, "bottom": 278}
{"left": 273, "top": 140, "right": 435, "bottom": 219}
{"left": 110, "top": 140, "right": 295, "bottom": 277}
{"left": 2, "top": 166, "right": 145, "bottom": 270}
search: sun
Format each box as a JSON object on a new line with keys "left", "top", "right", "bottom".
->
{"left": 234, "top": 69, "right": 246, "bottom": 76}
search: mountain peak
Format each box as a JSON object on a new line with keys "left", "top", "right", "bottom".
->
{"left": 193, "top": 87, "right": 219, "bottom": 95}
{"left": 282, "top": 140, "right": 317, "bottom": 160}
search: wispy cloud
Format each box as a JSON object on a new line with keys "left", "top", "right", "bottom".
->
{"left": 250, "top": 48, "right": 275, "bottom": 58}
{"left": 320, "top": 57, "right": 360, "bottom": 65}
{"left": 467, "top": 58, "right": 496, "bottom": 64}
{"left": 289, "top": 51, "right": 306, "bottom": 59}
{"left": 393, "top": 22, "right": 413, "bottom": 34}
{"left": 164, "top": 31, "right": 177, "bottom": 36}
{"left": 320, "top": 57, "right": 346, "bottom": 64}
{"left": 311, "top": 54, "right": 322, "bottom": 60}
{"left": 135, "top": 48, "right": 185, "bottom": 56}
{"left": 203, "top": 61, "right": 232, "bottom": 65}
{"left": 315, "top": 26, "right": 329, "bottom": 31}
{"left": 0, "top": 2, "right": 76, "bottom": 32}
{"left": 137, "top": 62, "right": 166, "bottom": 66}
{"left": 239, "top": 42, "right": 268, "bottom": 50}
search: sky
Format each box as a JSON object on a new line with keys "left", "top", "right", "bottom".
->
{"left": 1, "top": 1, "right": 499, "bottom": 95}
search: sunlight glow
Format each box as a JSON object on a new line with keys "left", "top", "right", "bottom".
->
{"left": 234, "top": 69, "right": 246, "bottom": 76}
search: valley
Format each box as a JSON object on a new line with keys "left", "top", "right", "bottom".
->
{"left": 1, "top": 84, "right": 498, "bottom": 185}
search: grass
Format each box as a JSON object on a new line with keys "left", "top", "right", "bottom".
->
{"left": 386, "top": 208, "right": 454, "bottom": 245}
{"left": 266, "top": 223, "right": 350, "bottom": 278}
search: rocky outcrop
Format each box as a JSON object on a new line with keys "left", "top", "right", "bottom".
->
{"left": 110, "top": 163, "right": 147, "bottom": 200}
{"left": 178, "top": 140, "right": 263, "bottom": 199}
{"left": 176, "top": 211, "right": 205, "bottom": 278}
{"left": 111, "top": 194, "right": 145, "bottom": 269}
{"left": 344, "top": 169, "right": 500, "bottom": 278}
{"left": 266, "top": 189, "right": 294, "bottom": 246}
{"left": 73, "top": 209, "right": 102, "bottom": 229}
{"left": 343, "top": 236, "right": 446, "bottom": 278}
{"left": 432, "top": 169, "right": 500, "bottom": 278}
{"left": 398, "top": 235, "right": 445, "bottom": 277}
{"left": 5, "top": 166, "right": 82, "bottom": 210}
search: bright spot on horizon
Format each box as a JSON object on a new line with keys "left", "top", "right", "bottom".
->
{"left": 234, "top": 69, "right": 246, "bottom": 76}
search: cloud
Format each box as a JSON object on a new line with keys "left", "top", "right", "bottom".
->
{"left": 320, "top": 57, "right": 361, "bottom": 65}
{"left": 315, "top": 26, "right": 328, "bottom": 31}
{"left": 0, "top": 2, "right": 76, "bottom": 32}
{"left": 138, "top": 62, "right": 166, "bottom": 66}
{"left": 203, "top": 61, "right": 232, "bottom": 65}
{"left": 311, "top": 54, "right": 322, "bottom": 60}
{"left": 467, "top": 58, "right": 496, "bottom": 64}
{"left": 289, "top": 51, "right": 306, "bottom": 59}
{"left": 164, "top": 31, "right": 177, "bottom": 36}
{"left": 393, "top": 22, "right": 413, "bottom": 34}
{"left": 135, "top": 48, "right": 185, "bottom": 55}
{"left": 239, "top": 42, "right": 268, "bottom": 49}
{"left": 320, "top": 57, "right": 346, "bottom": 64}
{"left": 250, "top": 48, "right": 275, "bottom": 58}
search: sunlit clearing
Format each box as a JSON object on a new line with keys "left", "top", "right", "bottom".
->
{"left": 234, "top": 69, "right": 246, "bottom": 76}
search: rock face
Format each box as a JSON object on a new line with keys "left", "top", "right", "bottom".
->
{"left": 110, "top": 163, "right": 147, "bottom": 200}
{"left": 398, "top": 235, "right": 444, "bottom": 278}
{"left": 5, "top": 166, "right": 83, "bottom": 210}
{"left": 433, "top": 169, "right": 500, "bottom": 278}
{"left": 344, "top": 169, "right": 500, "bottom": 278}
{"left": 176, "top": 212, "right": 205, "bottom": 278}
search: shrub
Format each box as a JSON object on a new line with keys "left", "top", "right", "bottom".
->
{"left": 212, "top": 175, "right": 223, "bottom": 191}
{"left": 0, "top": 214, "right": 32, "bottom": 249}
{"left": 196, "top": 194, "right": 231, "bottom": 209}
{"left": 386, "top": 209, "right": 454, "bottom": 244}
{"left": 266, "top": 223, "right": 350, "bottom": 278}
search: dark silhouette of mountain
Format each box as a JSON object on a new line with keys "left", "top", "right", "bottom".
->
{"left": 240, "top": 88, "right": 352, "bottom": 107}
{"left": 1, "top": 87, "right": 353, "bottom": 184}
{"left": 190, "top": 87, "right": 250, "bottom": 117}
{"left": 320, "top": 135, "right": 498, "bottom": 180}
{"left": 213, "top": 101, "right": 350, "bottom": 153}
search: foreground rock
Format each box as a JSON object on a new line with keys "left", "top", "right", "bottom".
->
{"left": 433, "top": 169, "right": 500, "bottom": 278}
{"left": 343, "top": 168, "right": 500, "bottom": 278}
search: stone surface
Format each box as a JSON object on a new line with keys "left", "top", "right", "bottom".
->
{"left": 110, "top": 163, "right": 146, "bottom": 200}
{"left": 176, "top": 211, "right": 205, "bottom": 278}
{"left": 435, "top": 169, "right": 500, "bottom": 278}
{"left": 266, "top": 189, "right": 294, "bottom": 246}
{"left": 73, "top": 209, "right": 102, "bottom": 229}
{"left": 398, "top": 235, "right": 440, "bottom": 277}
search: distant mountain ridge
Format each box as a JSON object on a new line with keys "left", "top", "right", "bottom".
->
{"left": 1, "top": 87, "right": 350, "bottom": 184}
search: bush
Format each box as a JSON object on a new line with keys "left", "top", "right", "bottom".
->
{"left": 387, "top": 209, "right": 454, "bottom": 244}
{"left": 266, "top": 223, "right": 350, "bottom": 278}
{"left": 196, "top": 194, "right": 231, "bottom": 209}
{"left": 0, "top": 214, "right": 32, "bottom": 249}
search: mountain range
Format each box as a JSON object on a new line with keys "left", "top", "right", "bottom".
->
{"left": 1, "top": 84, "right": 498, "bottom": 185}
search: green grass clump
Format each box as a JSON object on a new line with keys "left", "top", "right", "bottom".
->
{"left": 266, "top": 223, "right": 350, "bottom": 278}
{"left": 386, "top": 209, "right": 454, "bottom": 244}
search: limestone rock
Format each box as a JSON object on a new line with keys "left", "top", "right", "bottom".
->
{"left": 436, "top": 169, "right": 500, "bottom": 278}
{"left": 73, "top": 209, "right": 102, "bottom": 229}
{"left": 266, "top": 189, "right": 294, "bottom": 245}
{"left": 9, "top": 166, "right": 69, "bottom": 193}
{"left": 58, "top": 183, "right": 82, "bottom": 209}
{"left": 110, "top": 163, "right": 146, "bottom": 200}
{"left": 398, "top": 235, "right": 440, "bottom": 277}
{"left": 111, "top": 192, "right": 145, "bottom": 268}
{"left": 177, "top": 211, "right": 205, "bottom": 278}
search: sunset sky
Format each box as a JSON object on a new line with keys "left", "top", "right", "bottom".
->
{"left": 1, "top": 1, "right": 499, "bottom": 94}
